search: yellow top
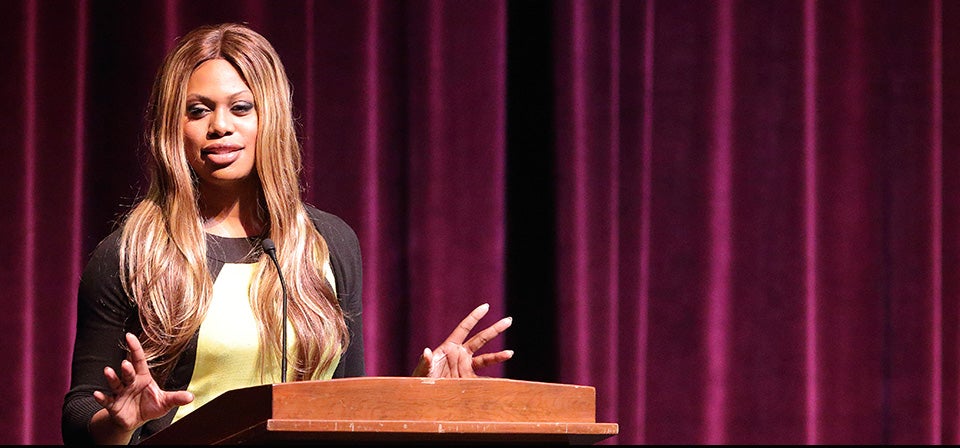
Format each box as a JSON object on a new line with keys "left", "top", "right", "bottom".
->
{"left": 173, "top": 261, "right": 340, "bottom": 422}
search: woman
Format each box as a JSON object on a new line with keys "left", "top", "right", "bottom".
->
{"left": 62, "top": 23, "right": 512, "bottom": 445}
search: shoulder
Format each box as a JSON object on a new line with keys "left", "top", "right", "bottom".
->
{"left": 80, "top": 228, "right": 124, "bottom": 288}
{"left": 304, "top": 204, "right": 360, "bottom": 255}
{"left": 303, "top": 204, "right": 362, "bottom": 297}
{"left": 77, "top": 227, "right": 134, "bottom": 316}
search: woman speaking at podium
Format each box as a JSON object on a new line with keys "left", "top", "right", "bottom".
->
{"left": 61, "top": 23, "right": 513, "bottom": 445}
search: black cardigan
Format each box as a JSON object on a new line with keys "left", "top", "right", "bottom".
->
{"left": 61, "top": 205, "right": 364, "bottom": 444}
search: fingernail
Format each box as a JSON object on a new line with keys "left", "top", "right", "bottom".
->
{"left": 505, "top": 350, "right": 514, "bottom": 358}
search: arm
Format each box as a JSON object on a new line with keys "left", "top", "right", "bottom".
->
{"left": 306, "top": 205, "right": 365, "bottom": 377}
{"left": 62, "top": 232, "right": 192, "bottom": 445}
{"left": 63, "top": 230, "right": 132, "bottom": 444}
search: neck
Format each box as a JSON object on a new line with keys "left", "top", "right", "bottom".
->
{"left": 197, "top": 179, "right": 266, "bottom": 238}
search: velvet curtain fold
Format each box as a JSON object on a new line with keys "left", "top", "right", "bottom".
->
{"left": 0, "top": 0, "right": 955, "bottom": 445}
{"left": 548, "top": 0, "right": 957, "bottom": 444}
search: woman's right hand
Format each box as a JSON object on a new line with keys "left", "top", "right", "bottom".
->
{"left": 89, "top": 333, "right": 194, "bottom": 444}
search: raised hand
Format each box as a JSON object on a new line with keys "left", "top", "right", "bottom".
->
{"left": 412, "top": 303, "right": 514, "bottom": 378}
{"left": 91, "top": 333, "right": 194, "bottom": 440}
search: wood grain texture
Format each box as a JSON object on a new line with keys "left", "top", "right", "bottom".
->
{"left": 272, "top": 377, "right": 598, "bottom": 422}
{"left": 139, "top": 377, "right": 619, "bottom": 445}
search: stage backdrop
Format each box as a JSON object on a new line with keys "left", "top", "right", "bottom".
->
{"left": 0, "top": 0, "right": 957, "bottom": 444}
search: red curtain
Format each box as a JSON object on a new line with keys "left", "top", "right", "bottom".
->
{"left": 551, "top": 0, "right": 958, "bottom": 443}
{"left": 0, "top": 0, "right": 956, "bottom": 444}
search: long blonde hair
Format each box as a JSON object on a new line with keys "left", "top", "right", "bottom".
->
{"left": 119, "top": 23, "right": 347, "bottom": 381}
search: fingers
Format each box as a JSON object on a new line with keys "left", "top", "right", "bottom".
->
{"left": 100, "top": 359, "right": 139, "bottom": 408}
{"left": 124, "top": 333, "right": 150, "bottom": 375}
{"left": 120, "top": 359, "right": 137, "bottom": 387}
{"left": 415, "top": 304, "right": 513, "bottom": 378}
{"left": 416, "top": 345, "right": 515, "bottom": 378}
{"left": 98, "top": 334, "right": 147, "bottom": 406}
{"left": 103, "top": 366, "right": 123, "bottom": 393}
{"left": 444, "top": 303, "right": 490, "bottom": 345}
{"left": 463, "top": 316, "right": 512, "bottom": 354}
{"left": 428, "top": 344, "right": 482, "bottom": 378}
{"left": 92, "top": 390, "right": 112, "bottom": 408}
{"left": 164, "top": 390, "right": 195, "bottom": 407}
{"left": 411, "top": 348, "right": 432, "bottom": 377}
{"left": 471, "top": 349, "right": 514, "bottom": 371}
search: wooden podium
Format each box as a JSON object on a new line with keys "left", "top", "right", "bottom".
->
{"left": 138, "top": 377, "right": 619, "bottom": 445}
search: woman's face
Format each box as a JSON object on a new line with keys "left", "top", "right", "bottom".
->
{"left": 182, "top": 58, "right": 259, "bottom": 189}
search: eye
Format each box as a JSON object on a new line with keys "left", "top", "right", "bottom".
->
{"left": 186, "top": 104, "right": 210, "bottom": 119}
{"left": 232, "top": 102, "right": 255, "bottom": 115}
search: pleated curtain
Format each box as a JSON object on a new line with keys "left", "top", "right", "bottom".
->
{"left": 0, "top": 0, "right": 956, "bottom": 444}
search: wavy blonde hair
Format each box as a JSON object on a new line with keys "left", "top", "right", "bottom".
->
{"left": 119, "top": 23, "right": 347, "bottom": 382}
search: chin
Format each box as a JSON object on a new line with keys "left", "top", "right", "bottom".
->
{"left": 199, "top": 172, "right": 257, "bottom": 187}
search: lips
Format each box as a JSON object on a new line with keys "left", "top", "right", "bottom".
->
{"left": 201, "top": 144, "right": 243, "bottom": 166}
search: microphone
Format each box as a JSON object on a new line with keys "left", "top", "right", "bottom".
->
{"left": 261, "top": 238, "right": 289, "bottom": 383}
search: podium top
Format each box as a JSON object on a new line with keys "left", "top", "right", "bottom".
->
{"left": 140, "top": 376, "right": 619, "bottom": 445}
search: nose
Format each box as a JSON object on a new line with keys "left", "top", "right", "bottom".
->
{"left": 207, "top": 107, "right": 234, "bottom": 138}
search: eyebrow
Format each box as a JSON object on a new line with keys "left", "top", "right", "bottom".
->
{"left": 185, "top": 91, "right": 253, "bottom": 102}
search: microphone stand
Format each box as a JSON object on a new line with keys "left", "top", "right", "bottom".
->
{"left": 261, "top": 238, "right": 288, "bottom": 383}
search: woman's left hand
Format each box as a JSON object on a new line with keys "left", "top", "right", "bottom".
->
{"left": 412, "top": 303, "right": 514, "bottom": 378}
